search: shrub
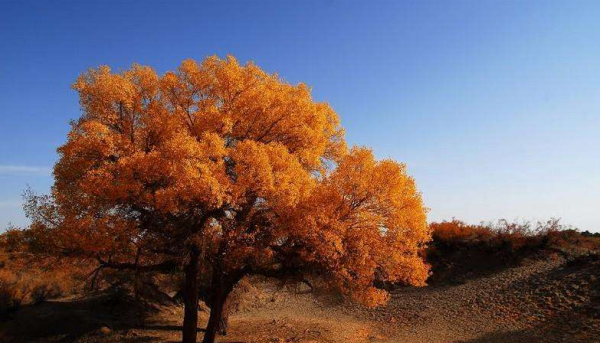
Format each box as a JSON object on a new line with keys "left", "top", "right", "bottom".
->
{"left": 430, "top": 218, "right": 590, "bottom": 252}
{"left": 0, "top": 248, "right": 83, "bottom": 318}
{"left": 0, "top": 269, "right": 28, "bottom": 317}
{"left": 29, "top": 272, "right": 72, "bottom": 304}
{"left": 427, "top": 218, "right": 599, "bottom": 284}
{"left": 430, "top": 219, "right": 491, "bottom": 243}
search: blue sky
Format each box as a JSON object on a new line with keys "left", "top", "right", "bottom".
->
{"left": 1, "top": 1, "right": 599, "bottom": 231}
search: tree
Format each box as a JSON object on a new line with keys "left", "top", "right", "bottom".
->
{"left": 24, "top": 56, "right": 430, "bottom": 343}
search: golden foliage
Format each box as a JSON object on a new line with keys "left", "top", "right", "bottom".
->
{"left": 35, "top": 56, "right": 429, "bottom": 307}
{"left": 290, "top": 148, "right": 430, "bottom": 306}
{"left": 429, "top": 218, "right": 599, "bottom": 253}
{"left": 430, "top": 219, "right": 491, "bottom": 243}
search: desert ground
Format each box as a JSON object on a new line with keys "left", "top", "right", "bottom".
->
{"left": 2, "top": 250, "right": 599, "bottom": 343}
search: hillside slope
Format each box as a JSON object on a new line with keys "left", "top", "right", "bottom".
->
{"left": 358, "top": 252, "right": 600, "bottom": 342}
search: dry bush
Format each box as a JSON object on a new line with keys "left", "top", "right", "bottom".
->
{"left": 0, "top": 269, "right": 28, "bottom": 317}
{"left": 0, "top": 249, "right": 84, "bottom": 318}
{"left": 430, "top": 218, "right": 592, "bottom": 252}
{"left": 427, "top": 218, "right": 598, "bottom": 284}
{"left": 430, "top": 219, "right": 492, "bottom": 243}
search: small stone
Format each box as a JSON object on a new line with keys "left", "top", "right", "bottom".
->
{"left": 99, "top": 326, "right": 112, "bottom": 336}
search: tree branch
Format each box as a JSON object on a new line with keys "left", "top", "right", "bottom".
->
{"left": 97, "top": 258, "right": 179, "bottom": 273}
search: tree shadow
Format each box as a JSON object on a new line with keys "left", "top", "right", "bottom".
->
{"left": 0, "top": 291, "right": 171, "bottom": 343}
{"left": 136, "top": 324, "right": 205, "bottom": 332}
{"left": 456, "top": 303, "right": 600, "bottom": 343}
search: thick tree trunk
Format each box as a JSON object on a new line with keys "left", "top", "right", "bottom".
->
{"left": 182, "top": 248, "right": 200, "bottom": 343}
{"left": 202, "top": 283, "right": 230, "bottom": 343}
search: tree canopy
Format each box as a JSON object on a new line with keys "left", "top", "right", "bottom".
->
{"left": 21, "top": 56, "right": 430, "bottom": 343}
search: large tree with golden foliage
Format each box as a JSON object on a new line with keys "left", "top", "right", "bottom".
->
{"left": 26, "top": 56, "right": 430, "bottom": 343}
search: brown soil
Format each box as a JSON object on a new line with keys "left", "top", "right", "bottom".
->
{"left": 1, "top": 253, "right": 599, "bottom": 343}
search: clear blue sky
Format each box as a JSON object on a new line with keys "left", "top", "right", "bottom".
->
{"left": 1, "top": 1, "right": 599, "bottom": 231}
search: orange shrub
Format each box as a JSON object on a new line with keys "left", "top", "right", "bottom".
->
{"left": 426, "top": 218, "right": 598, "bottom": 284}
{"left": 430, "top": 219, "right": 492, "bottom": 243}
{"left": 0, "top": 269, "right": 28, "bottom": 316}
{"left": 430, "top": 218, "right": 596, "bottom": 252}
{"left": 0, "top": 249, "right": 83, "bottom": 318}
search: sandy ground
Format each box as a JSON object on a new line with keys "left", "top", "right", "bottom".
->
{"left": 1, "top": 254, "right": 599, "bottom": 343}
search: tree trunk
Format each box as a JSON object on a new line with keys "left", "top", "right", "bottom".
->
{"left": 202, "top": 282, "right": 230, "bottom": 343}
{"left": 182, "top": 247, "right": 200, "bottom": 343}
{"left": 217, "top": 297, "right": 230, "bottom": 335}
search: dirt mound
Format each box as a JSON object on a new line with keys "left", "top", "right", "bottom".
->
{"left": 349, "top": 252, "right": 600, "bottom": 343}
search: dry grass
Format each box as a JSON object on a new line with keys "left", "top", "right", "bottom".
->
{"left": 426, "top": 218, "right": 600, "bottom": 285}
{"left": 430, "top": 218, "right": 600, "bottom": 252}
{"left": 0, "top": 250, "right": 83, "bottom": 318}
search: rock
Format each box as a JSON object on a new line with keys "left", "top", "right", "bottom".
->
{"left": 99, "top": 326, "right": 112, "bottom": 336}
{"left": 368, "top": 333, "right": 385, "bottom": 340}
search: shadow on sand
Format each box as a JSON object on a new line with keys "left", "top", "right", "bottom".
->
{"left": 0, "top": 291, "right": 193, "bottom": 343}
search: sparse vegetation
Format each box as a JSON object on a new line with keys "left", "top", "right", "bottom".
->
{"left": 430, "top": 218, "right": 600, "bottom": 252}
{"left": 0, "top": 249, "right": 82, "bottom": 319}
{"left": 427, "top": 218, "right": 600, "bottom": 284}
